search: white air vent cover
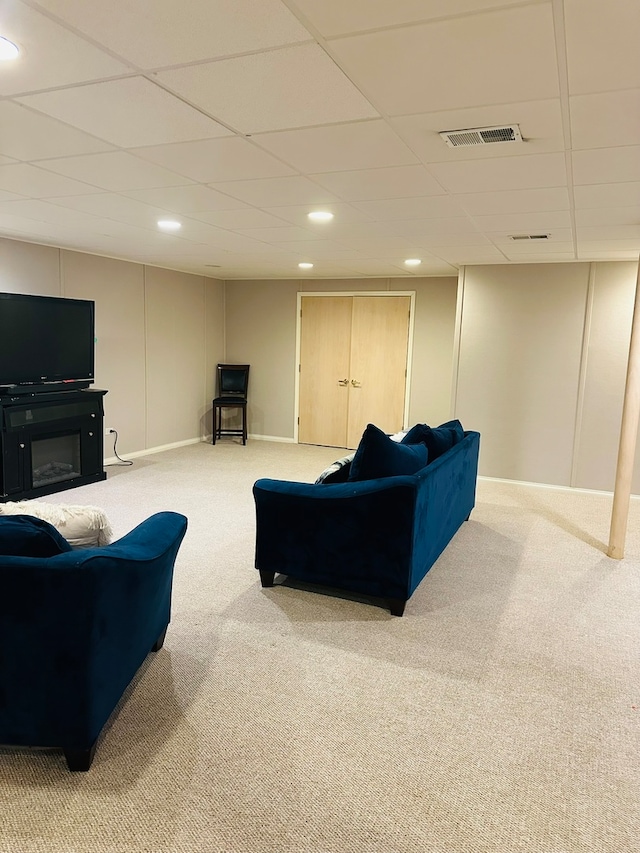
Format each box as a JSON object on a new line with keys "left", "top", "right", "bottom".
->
{"left": 509, "top": 234, "right": 550, "bottom": 241}
{"left": 440, "top": 124, "right": 523, "bottom": 148}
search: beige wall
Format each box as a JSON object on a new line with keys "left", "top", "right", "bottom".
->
{"left": 3, "top": 233, "right": 638, "bottom": 495}
{"left": 574, "top": 262, "right": 640, "bottom": 492}
{"left": 454, "top": 261, "right": 640, "bottom": 492}
{"left": 224, "top": 276, "right": 458, "bottom": 440}
{"left": 0, "top": 236, "right": 225, "bottom": 457}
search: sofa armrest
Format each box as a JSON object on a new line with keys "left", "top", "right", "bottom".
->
{"left": 253, "top": 477, "right": 418, "bottom": 601}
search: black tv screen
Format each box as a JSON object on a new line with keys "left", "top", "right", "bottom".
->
{"left": 0, "top": 292, "right": 95, "bottom": 387}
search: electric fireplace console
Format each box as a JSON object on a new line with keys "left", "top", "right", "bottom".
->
{"left": 0, "top": 388, "right": 107, "bottom": 502}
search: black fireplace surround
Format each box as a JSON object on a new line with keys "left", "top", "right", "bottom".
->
{"left": 0, "top": 388, "right": 107, "bottom": 502}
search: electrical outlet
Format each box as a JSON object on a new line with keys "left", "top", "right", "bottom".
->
{"left": 105, "top": 427, "right": 115, "bottom": 436}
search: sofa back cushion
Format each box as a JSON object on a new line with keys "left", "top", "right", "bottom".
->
{"left": 401, "top": 419, "right": 465, "bottom": 461}
{"left": 0, "top": 514, "right": 72, "bottom": 557}
{"left": 348, "top": 424, "right": 428, "bottom": 481}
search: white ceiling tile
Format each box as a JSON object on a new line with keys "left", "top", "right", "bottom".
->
{"left": 263, "top": 204, "right": 373, "bottom": 227}
{"left": 429, "top": 153, "right": 567, "bottom": 193}
{"left": 290, "top": 0, "right": 532, "bottom": 37}
{"left": 156, "top": 44, "right": 378, "bottom": 134}
{"left": 208, "top": 177, "right": 340, "bottom": 207}
{"left": 17, "top": 78, "right": 231, "bottom": 148}
{"left": 255, "top": 121, "right": 417, "bottom": 173}
{"left": 340, "top": 259, "right": 456, "bottom": 276}
{"left": 0, "top": 3, "right": 130, "bottom": 96}
{"left": 0, "top": 191, "right": 25, "bottom": 202}
{"left": 33, "top": 0, "right": 311, "bottom": 67}
{"left": 0, "top": 164, "right": 99, "bottom": 198}
{"left": 290, "top": 220, "right": 400, "bottom": 239}
{"left": 575, "top": 207, "right": 640, "bottom": 227}
{"left": 188, "top": 209, "right": 291, "bottom": 229}
{"left": 456, "top": 188, "right": 570, "bottom": 216}
{"left": 577, "top": 225, "right": 640, "bottom": 241}
{"left": 572, "top": 147, "right": 640, "bottom": 185}
{"left": 470, "top": 210, "right": 572, "bottom": 232}
{"left": 565, "top": 0, "right": 640, "bottom": 94}
{"left": 309, "top": 165, "right": 445, "bottom": 201}
{"left": 122, "top": 185, "right": 250, "bottom": 214}
{"left": 39, "top": 152, "right": 194, "bottom": 191}
{"left": 328, "top": 5, "right": 559, "bottom": 116}
{"left": 46, "top": 193, "right": 175, "bottom": 228}
{"left": 570, "top": 90, "right": 640, "bottom": 150}
{"left": 574, "top": 183, "right": 640, "bottom": 209}
{"left": 578, "top": 249, "right": 639, "bottom": 260}
{"left": 391, "top": 99, "right": 564, "bottom": 164}
{"left": 237, "top": 225, "right": 321, "bottom": 242}
{"left": 0, "top": 199, "right": 104, "bottom": 227}
{"left": 577, "top": 239, "right": 640, "bottom": 253}
{"left": 271, "top": 240, "right": 362, "bottom": 259}
{"left": 502, "top": 252, "right": 576, "bottom": 262}
{"left": 335, "top": 236, "right": 416, "bottom": 252}
{"left": 0, "top": 102, "right": 114, "bottom": 161}
{"left": 433, "top": 246, "right": 507, "bottom": 263}
{"left": 132, "top": 137, "right": 296, "bottom": 184}
{"left": 410, "top": 232, "right": 493, "bottom": 248}
{"left": 391, "top": 218, "right": 481, "bottom": 237}
{"left": 352, "top": 196, "right": 468, "bottom": 221}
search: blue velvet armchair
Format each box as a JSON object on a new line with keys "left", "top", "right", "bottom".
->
{"left": 0, "top": 510, "right": 188, "bottom": 771}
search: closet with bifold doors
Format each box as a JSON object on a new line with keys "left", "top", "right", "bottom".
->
{"left": 297, "top": 293, "right": 413, "bottom": 449}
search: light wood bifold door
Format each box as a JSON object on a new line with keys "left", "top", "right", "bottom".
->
{"left": 298, "top": 295, "right": 411, "bottom": 449}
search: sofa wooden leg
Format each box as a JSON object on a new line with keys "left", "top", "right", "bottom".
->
{"left": 64, "top": 740, "right": 97, "bottom": 772}
{"left": 151, "top": 626, "right": 168, "bottom": 652}
{"left": 259, "top": 569, "right": 275, "bottom": 587}
{"left": 388, "top": 598, "right": 406, "bottom": 617}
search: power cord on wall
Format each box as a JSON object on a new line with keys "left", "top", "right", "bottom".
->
{"left": 105, "top": 429, "right": 133, "bottom": 467}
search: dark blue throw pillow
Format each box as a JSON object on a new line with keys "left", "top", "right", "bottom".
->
{"left": 348, "top": 424, "right": 428, "bottom": 481}
{"left": 401, "top": 419, "right": 465, "bottom": 461}
{"left": 0, "top": 515, "right": 72, "bottom": 557}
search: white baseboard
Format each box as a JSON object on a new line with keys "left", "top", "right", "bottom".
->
{"left": 104, "top": 436, "right": 202, "bottom": 465}
{"left": 247, "top": 433, "right": 295, "bottom": 443}
{"left": 478, "top": 474, "right": 639, "bottom": 500}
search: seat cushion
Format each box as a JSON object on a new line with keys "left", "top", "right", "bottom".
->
{"left": 0, "top": 514, "right": 72, "bottom": 557}
{"left": 348, "top": 424, "right": 427, "bottom": 481}
{"left": 401, "top": 419, "right": 465, "bottom": 461}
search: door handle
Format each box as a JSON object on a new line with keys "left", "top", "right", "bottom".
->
{"left": 338, "top": 378, "right": 349, "bottom": 386}
{"left": 351, "top": 379, "right": 361, "bottom": 387}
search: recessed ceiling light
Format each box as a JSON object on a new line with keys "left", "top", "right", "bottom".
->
{"left": 298, "top": 262, "right": 314, "bottom": 269}
{"left": 0, "top": 37, "right": 19, "bottom": 60}
{"left": 404, "top": 258, "right": 422, "bottom": 266}
{"left": 307, "top": 211, "right": 334, "bottom": 222}
{"left": 157, "top": 219, "right": 181, "bottom": 231}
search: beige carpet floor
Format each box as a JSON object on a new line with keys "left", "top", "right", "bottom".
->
{"left": 1, "top": 439, "right": 639, "bottom": 853}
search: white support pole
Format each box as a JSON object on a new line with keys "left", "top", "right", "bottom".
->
{"left": 608, "top": 258, "right": 640, "bottom": 559}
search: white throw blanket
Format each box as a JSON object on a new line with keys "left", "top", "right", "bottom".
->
{"left": 0, "top": 500, "right": 113, "bottom": 548}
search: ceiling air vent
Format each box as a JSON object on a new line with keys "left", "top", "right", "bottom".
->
{"left": 509, "top": 234, "right": 550, "bottom": 241}
{"left": 440, "top": 124, "right": 523, "bottom": 148}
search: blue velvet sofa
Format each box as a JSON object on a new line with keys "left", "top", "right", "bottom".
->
{"left": 0, "top": 510, "right": 188, "bottom": 770}
{"left": 253, "top": 423, "right": 480, "bottom": 616}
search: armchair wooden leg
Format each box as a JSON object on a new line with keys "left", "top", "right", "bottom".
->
{"left": 259, "top": 569, "right": 275, "bottom": 587}
{"left": 151, "top": 626, "right": 168, "bottom": 652}
{"left": 64, "top": 740, "right": 97, "bottom": 772}
{"left": 388, "top": 598, "right": 406, "bottom": 617}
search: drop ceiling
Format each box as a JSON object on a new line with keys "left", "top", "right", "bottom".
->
{"left": 0, "top": 0, "right": 638, "bottom": 279}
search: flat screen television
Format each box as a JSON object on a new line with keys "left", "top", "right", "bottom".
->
{"left": 0, "top": 292, "right": 95, "bottom": 389}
